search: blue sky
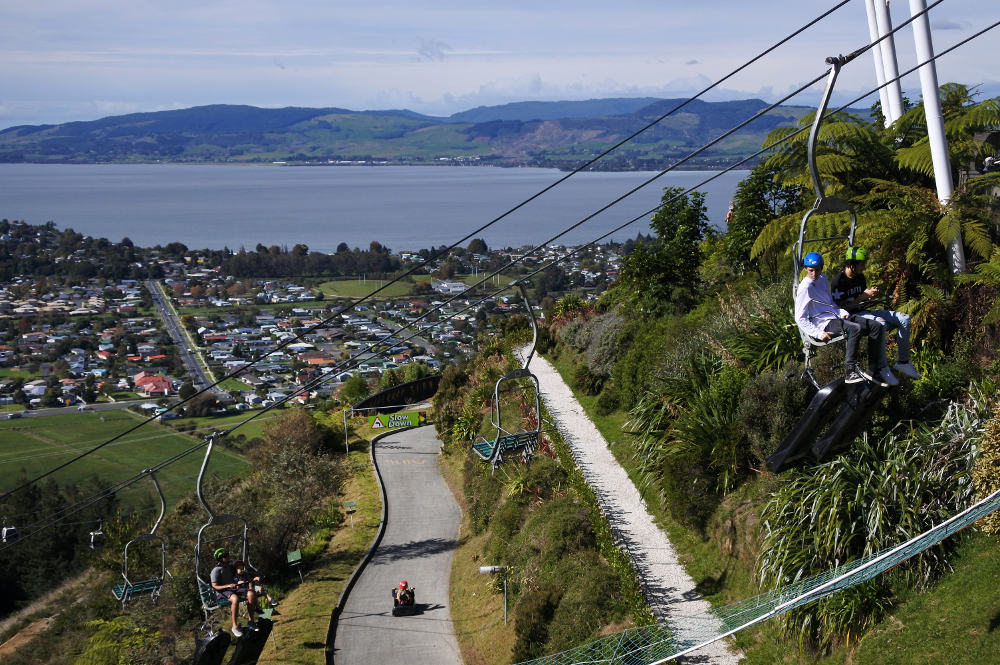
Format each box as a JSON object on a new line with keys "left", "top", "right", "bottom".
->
{"left": 0, "top": 0, "right": 995, "bottom": 129}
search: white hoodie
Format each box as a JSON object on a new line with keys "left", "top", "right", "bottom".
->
{"left": 795, "top": 273, "right": 848, "bottom": 339}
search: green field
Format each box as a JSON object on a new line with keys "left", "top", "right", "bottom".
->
{"left": 319, "top": 276, "right": 417, "bottom": 298}
{"left": 0, "top": 410, "right": 249, "bottom": 511}
{"left": 170, "top": 407, "right": 283, "bottom": 442}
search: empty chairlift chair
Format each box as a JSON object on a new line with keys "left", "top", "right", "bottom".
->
{"left": 472, "top": 281, "right": 543, "bottom": 472}
{"left": 112, "top": 470, "right": 173, "bottom": 606}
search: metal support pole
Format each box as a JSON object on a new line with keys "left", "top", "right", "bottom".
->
{"left": 343, "top": 408, "right": 350, "bottom": 454}
{"left": 864, "top": 0, "right": 891, "bottom": 123}
{"left": 503, "top": 570, "right": 508, "bottom": 625}
{"left": 908, "top": 0, "right": 966, "bottom": 273}
{"left": 874, "top": 0, "right": 905, "bottom": 123}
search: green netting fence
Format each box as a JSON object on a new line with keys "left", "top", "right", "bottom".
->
{"left": 517, "top": 487, "right": 1000, "bottom": 665}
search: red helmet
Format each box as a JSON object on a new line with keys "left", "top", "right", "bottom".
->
{"left": 399, "top": 580, "right": 408, "bottom": 589}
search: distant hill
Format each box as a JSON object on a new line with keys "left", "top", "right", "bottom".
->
{"left": 448, "top": 98, "right": 665, "bottom": 123}
{"left": 0, "top": 99, "right": 823, "bottom": 170}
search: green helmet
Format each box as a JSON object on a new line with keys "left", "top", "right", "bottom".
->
{"left": 214, "top": 547, "right": 228, "bottom": 560}
{"left": 845, "top": 246, "right": 868, "bottom": 262}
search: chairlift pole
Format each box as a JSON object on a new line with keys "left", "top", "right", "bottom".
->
{"left": 864, "top": 0, "right": 891, "bottom": 124}
{"left": 908, "top": 0, "right": 965, "bottom": 274}
{"left": 872, "top": 0, "right": 905, "bottom": 123}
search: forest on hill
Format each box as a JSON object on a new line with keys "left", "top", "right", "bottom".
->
{"left": 0, "top": 98, "right": 814, "bottom": 170}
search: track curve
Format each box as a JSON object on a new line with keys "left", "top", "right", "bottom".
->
{"left": 333, "top": 425, "right": 463, "bottom": 665}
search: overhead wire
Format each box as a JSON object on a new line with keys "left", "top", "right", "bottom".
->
{"left": 6, "top": 1, "right": 990, "bottom": 547}
{"left": 0, "top": 0, "right": 862, "bottom": 501}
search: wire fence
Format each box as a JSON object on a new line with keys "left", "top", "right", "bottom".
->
{"left": 516, "top": 487, "right": 1000, "bottom": 665}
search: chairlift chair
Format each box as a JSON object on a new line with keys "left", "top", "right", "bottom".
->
{"left": 471, "top": 281, "right": 543, "bottom": 472}
{"left": 89, "top": 519, "right": 105, "bottom": 550}
{"left": 111, "top": 470, "right": 173, "bottom": 606}
{"left": 193, "top": 435, "right": 254, "bottom": 625}
{"left": 1, "top": 519, "right": 18, "bottom": 544}
{"left": 792, "top": 51, "right": 863, "bottom": 389}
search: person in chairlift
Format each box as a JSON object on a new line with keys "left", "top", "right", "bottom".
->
{"left": 830, "top": 246, "right": 920, "bottom": 386}
{"left": 794, "top": 252, "right": 888, "bottom": 386}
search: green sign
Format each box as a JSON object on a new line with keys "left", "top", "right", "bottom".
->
{"left": 367, "top": 411, "right": 426, "bottom": 431}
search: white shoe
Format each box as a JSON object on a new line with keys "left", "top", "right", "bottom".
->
{"left": 231, "top": 625, "right": 243, "bottom": 638}
{"left": 894, "top": 362, "right": 921, "bottom": 380}
{"left": 879, "top": 367, "right": 899, "bottom": 387}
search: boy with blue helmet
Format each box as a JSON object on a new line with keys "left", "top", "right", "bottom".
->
{"left": 832, "top": 247, "right": 920, "bottom": 383}
{"left": 795, "top": 252, "right": 888, "bottom": 385}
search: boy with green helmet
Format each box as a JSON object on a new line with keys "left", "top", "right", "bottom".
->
{"left": 832, "top": 246, "right": 920, "bottom": 383}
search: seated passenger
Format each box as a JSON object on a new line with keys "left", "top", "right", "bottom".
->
{"left": 794, "top": 252, "right": 889, "bottom": 385}
{"left": 394, "top": 580, "right": 414, "bottom": 605}
{"left": 210, "top": 548, "right": 258, "bottom": 637}
{"left": 831, "top": 246, "right": 920, "bottom": 383}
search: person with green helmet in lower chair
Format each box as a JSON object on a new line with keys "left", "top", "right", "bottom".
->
{"left": 795, "top": 252, "right": 889, "bottom": 385}
{"left": 831, "top": 246, "right": 921, "bottom": 385}
{"left": 210, "top": 547, "right": 259, "bottom": 638}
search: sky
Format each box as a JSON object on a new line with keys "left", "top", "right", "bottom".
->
{"left": 0, "top": 0, "right": 996, "bottom": 129}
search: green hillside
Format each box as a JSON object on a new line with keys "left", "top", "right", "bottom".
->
{"left": 0, "top": 99, "right": 815, "bottom": 169}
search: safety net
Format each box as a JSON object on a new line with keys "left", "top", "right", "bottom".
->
{"left": 517, "top": 487, "right": 1000, "bottom": 665}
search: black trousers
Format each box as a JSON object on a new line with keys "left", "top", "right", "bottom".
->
{"left": 823, "top": 315, "right": 885, "bottom": 369}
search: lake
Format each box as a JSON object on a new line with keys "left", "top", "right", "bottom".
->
{"left": 0, "top": 164, "right": 748, "bottom": 253}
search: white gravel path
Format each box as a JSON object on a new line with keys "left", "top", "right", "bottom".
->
{"left": 520, "top": 349, "right": 742, "bottom": 665}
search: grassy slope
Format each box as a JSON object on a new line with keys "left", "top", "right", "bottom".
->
{"left": 0, "top": 410, "right": 248, "bottom": 509}
{"left": 547, "top": 348, "right": 1000, "bottom": 664}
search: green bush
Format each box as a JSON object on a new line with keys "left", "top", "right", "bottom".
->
{"left": 757, "top": 390, "right": 991, "bottom": 649}
{"left": 586, "top": 311, "right": 626, "bottom": 377}
{"left": 737, "top": 367, "right": 811, "bottom": 465}
{"left": 463, "top": 452, "right": 503, "bottom": 535}
{"left": 972, "top": 404, "right": 1000, "bottom": 535}
{"left": 595, "top": 383, "right": 620, "bottom": 416}
{"left": 511, "top": 584, "right": 562, "bottom": 662}
{"left": 559, "top": 320, "right": 592, "bottom": 352}
{"left": 544, "top": 550, "right": 626, "bottom": 653}
{"left": 572, "top": 362, "right": 604, "bottom": 396}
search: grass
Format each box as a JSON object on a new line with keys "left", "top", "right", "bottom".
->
{"left": 217, "top": 377, "right": 256, "bottom": 392}
{"left": 169, "top": 407, "right": 282, "bottom": 441}
{"left": 255, "top": 436, "right": 381, "bottom": 664}
{"left": 440, "top": 448, "right": 516, "bottom": 665}
{"left": 815, "top": 530, "right": 1000, "bottom": 665}
{"left": 0, "top": 410, "right": 248, "bottom": 510}
{"left": 318, "top": 277, "right": 417, "bottom": 299}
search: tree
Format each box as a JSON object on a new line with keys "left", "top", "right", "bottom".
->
{"left": 178, "top": 381, "right": 197, "bottom": 400}
{"left": 607, "top": 187, "right": 710, "bottom": 315}
{"left": 340, "top": 374, "right": 371, "bottom": 405}
{"left": 467, "top": 238, "right": 489, "bottom": 253}
{"left": 724, "top": 163, "right": 800, "bottom": 275}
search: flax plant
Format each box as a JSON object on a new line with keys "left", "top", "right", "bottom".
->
{"left": 757, "top": 385, "right": 993, "bottom": 648}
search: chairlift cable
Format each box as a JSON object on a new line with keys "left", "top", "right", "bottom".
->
{"left": 0, "top": 0, "right": 864, "bottom": 500}
{"left": 1, "top": 0, "right": 978, "bottom": 509}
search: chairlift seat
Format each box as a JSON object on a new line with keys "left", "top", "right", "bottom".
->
{"left": 197, "top": 577, "right": 230, "bottom": 614}
{"left": 112, "top": 577, "right": 163, "bottom": 602}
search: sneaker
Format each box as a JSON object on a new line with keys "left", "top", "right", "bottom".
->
{"left": 894, "top": 362, "right": 921, "bottom": 380}
{"left": 231, "top": 626, "right": 243, "bottom": 638}
{"left": 248, "top": 621, "right": 258, "bottom": 631}
{"left": 879, "top": 367, "right": 899, "bottom": 387}
{"left": 844, "top": 369, "right": 865, "bottom": 384}
{"left": 269, "top": 600, "right": 279, "bottom": 607}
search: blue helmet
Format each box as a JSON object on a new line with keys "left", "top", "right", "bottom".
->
{"left": 802, "top": 252, "right": 824, "bottom": 267}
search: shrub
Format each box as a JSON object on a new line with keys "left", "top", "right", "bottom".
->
{"left": 572, "top": 362, "right": 604, "bottom": 396}
{"left": 595, "top": 384, "right": 619, "bottom": 416}
{"left": 737, "top": 368, "right": 811, "bottom": 465}
{"left": 972, "top": 404, "right": 1000, "bottom": 535}
{"left": 559, "top": 320, "right": 591, "bottom": 352}
{"left": 586, "top": 311, "right": 626, "bottom": 377}
{"left": 463, "top": 453, "right": 503, "bottom": 534}
{"left": 544, "top": 550, "right": 625, "bottom": 653}
{"left": 511, "top": 584, "right": 562, "bottom": 662}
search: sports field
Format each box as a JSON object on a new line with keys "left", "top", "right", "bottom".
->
{"left": 0, "top": 410, "right": 249, "bottom": 511}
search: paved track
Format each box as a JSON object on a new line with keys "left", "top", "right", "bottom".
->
{"left": 334, "top": 426, "right": 463, "bottom": 665}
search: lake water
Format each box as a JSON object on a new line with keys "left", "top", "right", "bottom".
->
{"left": 0, "top": 164, "right": 748, "bottom": 253}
